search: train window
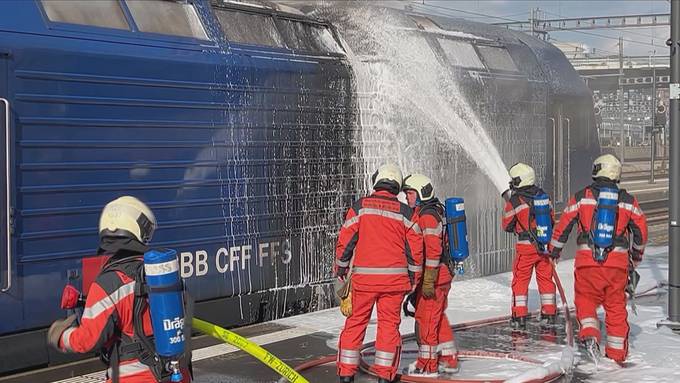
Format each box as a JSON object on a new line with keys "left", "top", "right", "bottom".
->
{"left": 314, "top": 25, "right": 345, "bottom": 54}
{"left": 438, "top": 39, "right": 485, "bottom": 69}
{"left": 276, "top": 19, "right": 344, "bottom": 54}
{"left": 214, "top": 9, "right": 284, "bottom": 47}
{"left": 476, "top": 46, "right": 518, "bottom": 72}
{"left": 41, "top": 0, "right": 130, "bottom": 30}
{"left": 126, "top": 0, "right": 208, "bottom": 40}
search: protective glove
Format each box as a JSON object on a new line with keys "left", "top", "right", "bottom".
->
{"left": 336, "top": 276, "right": 353, "bottom": 317}
{"left": 47, "top": 314, "right": 77, "bottom": 352}
{"left": 631, "top": 249, "right": 643, "bottom": 268}
{"left": 335, "top": 266, "right": 349, "bottom": 282}
{"left": 549, "top": 247, "right": 561, "bottom": 260}
{"left": 403, "top": 292, "right": 417, "bottom": 317}
{"left": 626, "top": 268, "right": 641, "bottom": 296}
{"left": 421, "top": 268, "right": 437, "bottom": 299}
{"left": 340, "top": 290, "right": 352, "bottom": 317}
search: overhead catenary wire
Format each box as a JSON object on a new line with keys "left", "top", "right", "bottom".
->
{"left": 520, "top": 8, "right": 669, "bottom": 47}
{"left": 540, "top": 9, "right": 666, "bottom": 41}
{"left": 412, "top": 3, "right": 668, "bottom": 49}
{"left": 412, "top": 2, "right": 524, "bottom": 23}
{"left": 554, "top": 29, "right": 667, "bottom": 49}
{"left": 548, "top": 38, "right": 619, "bottom": 56}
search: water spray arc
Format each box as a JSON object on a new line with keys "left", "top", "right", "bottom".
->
{"left": 338, "top": 7, "right": 510, "bottom": 193}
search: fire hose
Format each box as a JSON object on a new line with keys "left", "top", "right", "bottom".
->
{"left": 361, "top": 260, "right": 572, "bottom": 383}
{"left": 292, "top": 262, "right": 568, "bottom": 383}
{"left": 291, "top": 299, "right": 570, "bottom": 382}
{"left": 192, "top": 277, "right": 667, "bottom": 383}
{"left": 291, "top": 277, "right": 667, "bottom": 383}
{"left": 290, "top": 310, "right": 567, "bottom": 383}
{"left": 192, "top": 318, "right": 310, "bottom": 383}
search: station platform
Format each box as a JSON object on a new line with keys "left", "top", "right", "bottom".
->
{"left": 39, "top": 247, "right": 674, "bottom": 383}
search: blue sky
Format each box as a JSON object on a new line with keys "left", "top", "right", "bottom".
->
{"left": 414, "top": 0, "right": 671, "bottom": 56}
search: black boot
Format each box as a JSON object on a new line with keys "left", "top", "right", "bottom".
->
{"left": 510, "top": 315, "right": 527, "bottom": 329}
{"left": 582, "top": 337, "right": 602, "bottom": 363}
{"left": 339, "top": 376, "right": 354, "bottom": 383}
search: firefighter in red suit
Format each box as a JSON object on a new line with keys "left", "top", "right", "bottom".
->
{"left": 501, "top": 163, "right": 557, "bottom": 329}
{"left": 47, "top": 196, "right": 191, "bottom": 383}
{"left": 335, "top": 164, "right": 424, "bottom": 383}
{"left": 550, "top": 154, "right": 647, "bottom": 364}
{"left": 402, "top": 174, "right": 459, "bottom": 377}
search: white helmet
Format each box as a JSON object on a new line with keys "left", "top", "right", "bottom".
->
{"left": 99, "top": 196, "right": 157, "bottom": 244}
{"left": 592, "top": 154, "right": 622, "bottom": 182}
{"left": 372, "top": 163, "right": 403, "bottom": 190}
{"left": 402, "top": 173, "right": 434, "bottom": 202}
{"left": 508, "top": 162, "right": 536, "bottom": 189}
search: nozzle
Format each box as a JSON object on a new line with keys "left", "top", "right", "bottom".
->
{"left": 501, "top": 189, "right": 512, "bottom": 202}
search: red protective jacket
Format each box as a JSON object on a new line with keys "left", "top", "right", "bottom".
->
{"left": 335, "top": 190, "right": 424, "bottom": 292}
{"left": 59, "top": 254, "right": 190, "bottom": 383}
{"left": 416, "top": 201, "right": 452, "bottom": 286}
{"left": 502, "top": 186, "right": 555, "bottom": 252}
{"left": 550, "top": 181, "right": 648, "bottom": 269}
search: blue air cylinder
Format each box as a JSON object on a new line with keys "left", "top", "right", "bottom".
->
{"left": 532, "top": 193, "right": 553, "bottom": 251}
{"left": 144, "top": 249, "right": 185, "bottom": 359}
{"left": 592, "top": 187, "right": 619, "bottom": 262}
{"left": 445, "top": 197, "right": 469, "bottom": 271}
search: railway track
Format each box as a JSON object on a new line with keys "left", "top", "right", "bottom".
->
{"left": 639, "top": 198, "right": 668, "bottom": 225}
{"left": 626, "top": 171, "right": 669, "bottom": 181}
{"left": 621, "top": 157, "right": 669, "bottom": 182}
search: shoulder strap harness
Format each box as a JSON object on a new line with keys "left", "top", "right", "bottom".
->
{"left": 100, "top": 257, "right": 179, "bottom": 383}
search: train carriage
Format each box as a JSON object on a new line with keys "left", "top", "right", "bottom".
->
{"left": 0, "top": 0, "right": 598, "bottom": 374}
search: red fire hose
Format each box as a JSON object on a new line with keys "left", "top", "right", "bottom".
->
{"left": 293, "top": 269, "right": 666, "bottom": 383}
{"left": 293, "top": 310, "right": 567, "bottom": 383}
{"left": 358, "top": 262, "right": 573, "bottom": 383}
{"left": 551, "top": 259, "right": 574, "bottom": 348}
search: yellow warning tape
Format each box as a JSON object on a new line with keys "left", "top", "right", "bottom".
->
{"left": 192, "top": 318, "right": 311, "bottom": 383}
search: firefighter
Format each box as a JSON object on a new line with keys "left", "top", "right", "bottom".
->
{"left": 47, "top": 196, "right": 191, "bottom": 383}
{"left": 335, "top": 164, "right": 424, "bottom": 383}
{"left": 402, "top": 174, "right": 459, "bottom": 377}
{"left": 550, "top": 154, "right": 647, "bottom": 364}
{"left": 502, "top": 163, "right": 557, "bottom": 329}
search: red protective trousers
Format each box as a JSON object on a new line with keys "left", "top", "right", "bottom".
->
{"left": 511, "top": 244, "right": 556, "bottom": 318}
{"left": 575, "top": 265, "right": 629, "bottom": 362}
{"left": 337, "top": 289, "right": 406, "bottom": 381}
{"left": 414, "top": 283, "right": 458, "bottom": 373}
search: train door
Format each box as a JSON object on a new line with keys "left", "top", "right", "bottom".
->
{"left": 0, "top": 52, "right": 12, "bottom": 293}
{"left": 0, "top": 50, "right": 21, "bottom": 339}
{"left": 550, "top": 105, "right": 571, "bottom": 206}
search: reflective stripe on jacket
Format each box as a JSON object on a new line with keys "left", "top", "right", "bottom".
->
{"left": 550, "top": 183, "right": 648, "bottom": 269}
{"left": 416, "top": 204, "right": 452, "bottom": 286}
{"left": 336, "top": 190, "right": 424, "bottom": 291}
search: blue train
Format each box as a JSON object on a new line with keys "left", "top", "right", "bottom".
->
{"left": 0, "top": 0, "right": 598, "bottom": 374}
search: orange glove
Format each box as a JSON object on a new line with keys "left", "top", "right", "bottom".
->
{"left": 421, "top": 268, "right": 437, "bottom": 299}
